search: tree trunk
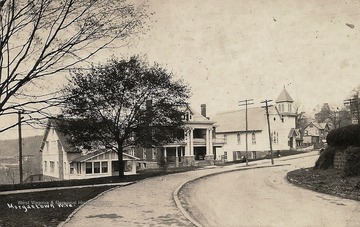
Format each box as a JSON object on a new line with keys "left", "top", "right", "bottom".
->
{"left": 117, "top": 145, "right": 125, "bottom": 178}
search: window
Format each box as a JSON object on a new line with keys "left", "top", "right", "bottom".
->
{"left": 94, "top": 162, "right": 100, "bottom": 173}
{"left": 252, "top": 151, "right": 257, "bottom": 159}
{"left": 237, "top": 133, "right": 241, "bottom": 144}
{"left": 86, "top": 162, "right": 92, "bottom": 174}
{"left": 288, "top": 104, "right": 292, "bottom": 112}
{"left": 143, "top": 149, "right": 147, "bottom": 159}
{"left": 64, "top": 162, "right": 66, "bottom": 174}
{"left": 224, "top": 151, "right": 228, "bottom": 160}
{"left": 77, "top": 163, "right": 81, "bottom": 174}
{"left": 304, "top": 130, "right": 308, "bottom": 136}
{"left": 281, "top": 104, "right": 284, "bottom": 112}
{"left": 70, "top": 163, "right": 75, "bottom": 174}
{"left": 50, "top": 161, "right": 55, "bottom": 173}
{"left": 44, "top": 161, "right": 47, "bottom": 172}
{"left": 273, "top": 131, "right": 279, "bottom": 144}
{"left": 45, "top": 141, "right": 49, "bottom": 152}
{"left": 224, "top": 134, "right": 227, "bottom": 143}
{"left": 102, "top": 162, "right": 108, "bottom": 173}
{"left": 252, "top": 133, "right": 256, "bottom": 144}
{"left": 152, "top": 149, "right": 156, "bottom": 160}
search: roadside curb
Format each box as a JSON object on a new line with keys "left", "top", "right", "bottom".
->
{"left": 58, "top": 181, "right": 137, "bottom": 227}
{"left": 173, "top": 164, "right": 288, "bottom": 227}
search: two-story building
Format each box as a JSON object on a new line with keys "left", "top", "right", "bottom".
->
{"left": 302, "top": 121, "right": 331, "bottom": 146}
{"left": 133, "top": 104, "right": 225, "bottom": 168}
{"left": 213, "top": 88, "right": 298, "bottom": 162}
{"left": 40, "top": 119, "right": 139, "bottom": 181}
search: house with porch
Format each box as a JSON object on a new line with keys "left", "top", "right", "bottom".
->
{"left": 213, "top": 88, "right": 297, "bottom": 162}
{"left": 132, "top": 104, "right": 225, "bottom": 168}
{"left": 40, "top": 120, "right": 139, "bottom": 181}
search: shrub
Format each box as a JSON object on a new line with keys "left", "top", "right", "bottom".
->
{"left": 314, "top": 147, "right": 336, "bottom": 170}
{"left": 344, "top": 146, "right": 360, "bottom": 176}
{"left": 327, "top": 124, "right": 360, "bottom": 147}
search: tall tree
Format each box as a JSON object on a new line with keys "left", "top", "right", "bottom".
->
{"left": 58, "top": 56, "right": 190, "bottom": 177}
{"left": 0, "top": 0, "right": 148, "bottom": 133}
{"left": 315, "top": 103, "right": 351, "bottom": 129}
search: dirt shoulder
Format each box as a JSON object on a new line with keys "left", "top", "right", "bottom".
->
{"left": 287, "top": 167, "right": 360, "bottom": 201}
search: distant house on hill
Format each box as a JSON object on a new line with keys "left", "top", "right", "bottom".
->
{"left": 40, "top": 119, "right": 139, "bottom": 181}
{"left": 213, "top": 88, "right": 298, "bottom": 162}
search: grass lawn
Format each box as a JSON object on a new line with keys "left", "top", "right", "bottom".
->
{"left": 0, "top": 186, "right": 114, "bottom": 227}
{"left": 0, "top": 166, "right": 200, "bottom": 227}
{"left": 287, "top": 167, "right": 360, "bottom": 201}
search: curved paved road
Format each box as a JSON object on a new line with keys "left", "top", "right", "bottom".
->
{"left": 180, "top": 155, "right": 360, "bottom": 227}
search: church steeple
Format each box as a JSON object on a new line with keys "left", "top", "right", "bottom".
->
{"left": 276, "top": 87, "right": 294, "bottom": 103}
{"left": 276, "top": 87, "right": 294, "bottom": 114}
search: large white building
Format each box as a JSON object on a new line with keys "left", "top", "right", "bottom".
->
{"left": 213, "top": 88, "right": 298, "bottom": 162}
{"left": 40, "top": 120, "right": 139, "bottom": 181}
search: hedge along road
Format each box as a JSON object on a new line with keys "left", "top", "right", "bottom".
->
{"left": 179, "top": 154, "right": 360, "bottom": 227}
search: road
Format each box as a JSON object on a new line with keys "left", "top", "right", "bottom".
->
{"left": 179, "top": 155, "right": 360, "bottom": 227}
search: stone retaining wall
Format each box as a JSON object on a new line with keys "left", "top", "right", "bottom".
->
{"left": 334, "top": 151, "right": 347, "bottom": 170}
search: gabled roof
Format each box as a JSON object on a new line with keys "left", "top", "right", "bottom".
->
{"left": 181, "top": 104, "right": 214, "bottom": 124}
{"left": 276, "top": 88, "right": 294, "bottom": 103}
{"left": 70, "top": 149, "right": 139, "bottom": 163}
{"left": 214, "top": 106, "right": 280, "bottom": 133}
{"left": 39, "top": 118, "right": 80, "bottom": 153}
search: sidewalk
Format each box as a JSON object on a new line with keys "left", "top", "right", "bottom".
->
{"left": 61, "top": 151, "right": 318, "bottom": 227}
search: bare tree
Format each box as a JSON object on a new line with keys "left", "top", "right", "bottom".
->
{"left": 0, "top": 0, "right": 148, "bottom": 133}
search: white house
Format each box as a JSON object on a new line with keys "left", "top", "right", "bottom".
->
{"left": 40, "top": 119, "right": 139, "bottom": 181}
{"left": 213, "top": 88, "right": 297, "bottom": 162}
{"left": 163, "top": 104, "right": 225, "bottom": 166}
{"left": 133, "top": 104, "right": 225, "bottom": 168}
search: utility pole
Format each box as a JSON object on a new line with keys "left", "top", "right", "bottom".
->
{"left": 261, "top": 99, "right": 274, "bottom": 165}
{"left": 344, "top": 98, "right": 359, "bottom": 124}
{"left": 238, "top": 99, "right": 254, "bottom": 166}
{"left": 18, "top": 111, "right": 23, "bottom": 184}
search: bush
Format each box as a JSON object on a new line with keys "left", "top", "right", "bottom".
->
{"left": 314, "top": 147, "right": 336, "bottom": 170}
{"left": 344, "top": 147, "right": 360, "bottom": 176}
{"left": 327, "top": 124, "right": 360, "bottom": 147}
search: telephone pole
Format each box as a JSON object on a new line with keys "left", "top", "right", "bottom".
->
{"left": 261, "top": 99, "right": 274, "bottom": 165}
{"left": 239, "top": 99, "right": 254, "bottom": 166}
{"left": 344, "top": 98, "right": 359, "bottom": 124}
{"left": 18, "top": 111, "right": 23, "bottom": 184}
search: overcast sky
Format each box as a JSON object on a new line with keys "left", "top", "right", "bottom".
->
{"left": 124, "top": 0, "right": 360, "bottom": 116}
{"left": 1, "top": 0, "right": 360, "bottom": 140}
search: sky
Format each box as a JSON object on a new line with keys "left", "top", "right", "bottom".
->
{"left": 1, "top": 0, "right": 360, "bottom": 140}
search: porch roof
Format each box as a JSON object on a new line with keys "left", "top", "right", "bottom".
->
{"left": 70, "top": 149, "right": 139, "bottom": 163}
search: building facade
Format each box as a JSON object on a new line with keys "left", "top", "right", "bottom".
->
{"left": 40, "top": 120, "right": 138, "bottom": 181}
{"left": 213, "top": 88, "right": 297, "bottom": 162}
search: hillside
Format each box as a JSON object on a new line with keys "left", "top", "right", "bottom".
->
{"left": 0, "top": 135, "right": 43, "bottom": 159}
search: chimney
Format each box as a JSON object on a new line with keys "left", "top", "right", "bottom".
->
{"left": 201, "top": 104, "right": 206, "bottom": 118}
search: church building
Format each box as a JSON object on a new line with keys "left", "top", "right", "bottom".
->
{"left": 213, "top": 88, "right": 298, "bottom": 162}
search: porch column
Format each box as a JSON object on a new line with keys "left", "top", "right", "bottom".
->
{"left": 209, "top": 127, "right": 213, "bottom": 155}
{"left": 164, "top": 147, "right": 167, "bottom": 158}
{"left": 175, "top": 146, "right": 179, "bottom": 167}
{"left": 131, "top": 160, "right": 136, "bottom": 174}
{"left": 184, "top": 127, "right": 193, "bottom": 156}
{"left": 206, "top": 128, "right": 210, "bottom": 155}
{"left": 190, "top": 128, "right": 194, "bottom": 156}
